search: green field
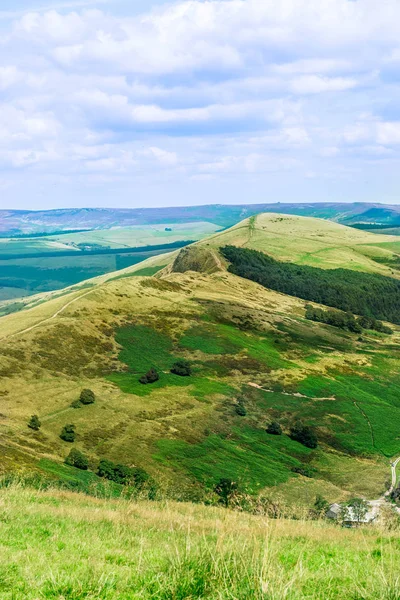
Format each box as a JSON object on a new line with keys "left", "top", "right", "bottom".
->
{"left": 1, "top": 484, "right": 400, "bottom": 600}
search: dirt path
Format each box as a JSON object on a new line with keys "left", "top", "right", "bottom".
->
{"left": 0, "top": 289, "right": 95, "bottom": 342}
{"left": 247, "top": 382, "right": 335, "bottom": 401}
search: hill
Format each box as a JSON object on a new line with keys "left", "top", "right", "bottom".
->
{"left": 1, "top": 483, "right": 399, "bottom": 599}
{"left": 1, "top": 214, "right": 400, "bottom": 509}
{"left": 3, "top": 207, "right": 400, "bottom": 306}
{"left": 3, "top": 202, "right": 400, "bottom": 236}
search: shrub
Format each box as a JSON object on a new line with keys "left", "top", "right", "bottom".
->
{"left": 170, "top": 359, "right": 192, "bottom": 377}
{"left": 60, "top": 424, "right": 76, "bottom": 443}
{"left": 79, "top": 389, "right": 95, "bottom": 405}
{"left": 97, "top": 458, "right": 150, "bottom": 488}
{"left": 139, "top": 368, "right": 159, "bottom": 384}
{"left": 290, "top": 422, "right": 318, "bottom": 449}
{"left": 291, "top": 465, "right": 314, "bottom": 478}
{"left": 28, "top": 415, "right": 41, "bottom": 431}
{"left": 65, "top": 448, "right": 89, "bottom": 470}
{"left": 214, "top": 478, "right": 238, "bottom": 507}
{"left": 71, "top": 399, "right": 82, "bottom": 409}
{"left": 235, "top": 401, "right": 247, "bottom": 417}
{"left": 266, "top": 421, "right": 282, "bottom": 435}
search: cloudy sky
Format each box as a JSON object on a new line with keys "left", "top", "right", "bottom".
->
{"left": 1, "top": 0, "right": 400, "bottom": 209}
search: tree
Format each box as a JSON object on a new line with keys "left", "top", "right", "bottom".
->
{"left": 28, "top": 415, "right": 41, "bottom": 431}
{"left": 348, "top": 498, "right": 369, "bottom": 524}
{"left": 79, "top": 389, "right": 95, "bottom": 405}
{"left": 314, "top": 495, "right": 329, "bottom": 516}
{"left": 266, "top": 421, "right": 282, "bottom": 435}
{"left": 340, "top": 498, "right": 369, "bottom": 526}
{"left": 60, "top": 424, "right": 76, "bottom": 443}
{"left": 171, "top": 359, "right": 192, "bottom": 377}
{"left": 214, "top": 478, "right": 238, "bottom": 507}
{"left": 139, "top": 368, "right": 159, "bottom": 384}
{"left": 65, "top": 448, "right": 89, "bottom": 470}
{"left": 289, "top": 422, "right": 318, "bottom": 449}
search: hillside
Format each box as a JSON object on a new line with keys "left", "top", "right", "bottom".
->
{"left": 1, "top": 484, "right": 399, "bottom": 599}
{"left": 192, "top": 213, "right": 400, "bottom": 275}
{"left": 3, "top": 209, "right": 400, "bottom": 307}
{"left": 1, "top": 214, "right": 400, "bottom": 508}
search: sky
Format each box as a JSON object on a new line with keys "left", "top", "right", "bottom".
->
{"left": 1, "top": 0, "right": 400, "bottom": 209}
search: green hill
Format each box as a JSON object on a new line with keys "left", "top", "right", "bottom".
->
{"left": 1, "top": 214, "right": 400, "bottom": 507}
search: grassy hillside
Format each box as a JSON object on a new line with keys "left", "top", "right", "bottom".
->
{"left": 197, "top": 213, "right": 400, "bottom": 275}
{"left": 1, "top": 484, "right": 400, "bottom": 600}
{"left": 2, "top": 214, "right": 400, "bottom": 508}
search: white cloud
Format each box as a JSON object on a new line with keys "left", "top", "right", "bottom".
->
{"left": 289, "top": 75, "right": 358, "bottom": 95}
{"left": 2, "top": 0, "right": 400, "bottom": 206}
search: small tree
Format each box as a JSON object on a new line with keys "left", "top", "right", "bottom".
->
{"left": 79, "top": 389, "right": 95, "bottom": 405}
{"left": 28, "top": 415, "right": 41, "bottom": 431}
{"left": 139, "top": 368, "right": 159, "bottom": 384}
{"left": 266, "top": 421, "right": 282, "bottom": 435}
{"left": 314, "top": 495, "right": 329, "bottom": 517}
{"left": 60, "top": 424, "right": 76, "bottom": 443}
{"left": 343, "top": 498, "right": 369, "bottom": 526}
{"left": 171, "top": 359, "right": 192, "bottom": 377}
{"left": 65, "top": 448, "right": 89, "bottom": 470}
{"left": 290, "top": 422, "right": 318, "bottom": 449}
{"left": 214, "top": 478, "right": 238, "bottom": 508}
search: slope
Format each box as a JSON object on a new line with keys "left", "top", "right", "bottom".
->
{"left": 191, "top": 213, "right": 400, "bottom": 275}
{"left": 1, "top": 484, "right": 400, "bottom": 600}
{"left": 1, "top": 214, "right": 399, "bottom": 507}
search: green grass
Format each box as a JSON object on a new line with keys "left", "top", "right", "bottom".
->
{"left": 156, "top": 427, "right": 312, "bottom": 492}
{"left": 2, "top": 484, "right": 400, "bottom": 599}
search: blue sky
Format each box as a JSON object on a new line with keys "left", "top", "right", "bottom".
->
{"left": 1, "top": 0, "right": 400, "bottom": 209}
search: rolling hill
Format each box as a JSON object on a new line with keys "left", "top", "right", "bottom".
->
{"left": 1, "top": 214, "right": 400, "bottom": 508}
{"left": 3, "top": 202, "right": 400, "bottom": 236}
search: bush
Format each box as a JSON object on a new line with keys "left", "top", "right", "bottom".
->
{"left": 60, "top": 424, "right": 76, "bottom": 443}
{"left": 266, "top": 421, "right": 282, "bottom": 435}
{"left": 79, "top": 389, "right": 95, "bottom": 405}
{"left": 290, "top": 422, "right": 318, "bottom": 449}
{"left": 214, "top": 478, "right": 238, "bottom": 507}
{"left": 28, "top": 415, "right": 41, "bottom": 431}
{"left": 139, "top": 368, "right": 159, "bottom": 384}
{"left": 65, "top": 448, "right": 89, "bottom": 470}
{"left": 235, "top": 402, "right": 247, "bottom": 417}
{"left": 70, "top": 399, "right": 82, "bottom": 409}
{"left": 98, "top": 458, "right": 150, "bottom": 488}
{"left": 291, "top": 465, "right": 314, "bottom": 478}
{"left": 170, "top": 359, "right": 192, "bottom": 377}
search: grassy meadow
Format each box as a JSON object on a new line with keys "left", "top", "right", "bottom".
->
{"left": 1, "top": 484, "right": 400, "bottom": 599}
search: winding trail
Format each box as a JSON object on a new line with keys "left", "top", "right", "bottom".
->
{"left": 0, "top": 289, "right": 95, "bottom": 342}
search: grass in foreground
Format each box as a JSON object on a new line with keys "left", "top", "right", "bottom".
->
{"left": 1, "top": 485, "right": 400, "bottom": 599}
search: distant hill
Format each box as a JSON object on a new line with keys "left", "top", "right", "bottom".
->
{"left": 2, "top": 202, "right": 400, "bottom": 235}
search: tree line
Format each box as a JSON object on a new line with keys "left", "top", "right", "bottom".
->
{"left": 221, "top": 245, "right": 400, "bottom": 324}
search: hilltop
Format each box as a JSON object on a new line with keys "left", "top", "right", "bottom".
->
{"left": 1, "top": 214, "right": 400, "bottom": 508}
